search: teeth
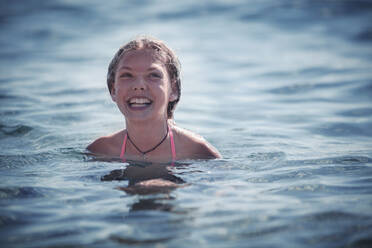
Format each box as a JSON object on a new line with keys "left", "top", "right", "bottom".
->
{"left": 129, "top": 97, "right": 151, "bottom": 104}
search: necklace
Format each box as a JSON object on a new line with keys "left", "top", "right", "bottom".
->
{"left": 127, "top": 125, "right": 169, "bottom": 156}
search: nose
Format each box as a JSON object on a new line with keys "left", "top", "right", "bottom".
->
{"left": 132, "top": 76, "right": 147, "bottom": 91}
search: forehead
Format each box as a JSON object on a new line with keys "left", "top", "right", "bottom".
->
{"left": 118, "top": 49, "right": 166, "bottom": 70}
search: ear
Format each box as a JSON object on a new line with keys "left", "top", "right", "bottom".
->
{"left": 169, "top": 91, "right": 178, "bottom": 102}
{"left": 110, "top": 84, "right": 117, "bottom": 102}
{"left": 169, "top": 80, "right": 178, "bottom": 102}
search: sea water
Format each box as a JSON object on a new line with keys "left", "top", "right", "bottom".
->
{"left": 1, "top": 0, "right": 372, "bottom": 247}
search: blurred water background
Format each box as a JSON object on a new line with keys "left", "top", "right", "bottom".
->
{"left": 1, "top": 0, "right": 372, "bottom": 247}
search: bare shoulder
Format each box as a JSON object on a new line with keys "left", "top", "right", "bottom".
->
{"left": 172, "top": 126, "right": 222, "bottom": 160}
{"left": 86, "top": 130, "right": 124, "bottom": 157}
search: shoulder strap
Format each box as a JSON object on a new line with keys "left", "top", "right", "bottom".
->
{"left": 120, "top": 132, "right": 127, "bottom": 162}
{"left": 169, "top": 126, "right": 176, "bottom": 164}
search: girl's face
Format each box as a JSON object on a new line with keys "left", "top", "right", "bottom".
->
{"left": 111, "top": 49, "right": 177, "bottom": 122}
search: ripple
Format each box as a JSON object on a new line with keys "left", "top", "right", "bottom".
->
{"left": 0, "top": 152, "right": 56, "bottom": 169}
{"left": 0, "top": 186, "right": 51, "bottom": 199}
{"left": 239, "top": 225, "right": 289, "bottom": 239}
{"left": 350, "top": 81, "right": 372, "bottom": 100}
{"left": 158, "top": 8, "right": 203, "bottom": 20}
{"left": 0, "top": 93, "right": 17, "bottom": 100}
{"left": 41, "top": 88, "right": 97, "bottom": 97}
{"left": 303, "top": 210, "right": 364, "bottom": 222}
{"left": 338, "top": 107, "right": 372, "bottom": 117}
{"left": 157, "top": 2, "right": 236, "bottom": 20}
{"left": 0, "top": 110, "right": 22, "bottom": 117}
{"left": 274, "top": 183, "right": 372, "bottom": 196}
{"left": 312, "top": 122, "right": 372, "bottom": 137}
{"left": 294, "top": 210, "right": 372, "bottom": 247}
{"left": 110, "top": 235, "right": 172, "bottom": 245}
{"left": 257, "top": 70, "right": 292, "bottom": 79}
{"left": 269, "top": 80, "right": 350, "bottom": 95}
{"left": 0, "top": 123, "right": 32, "bottom": 137}
{"left": 354, "top": 27, "right": 372, "bottom": 43}
{"left": 246, "top": 152, "right": 286, "bottom": 162}
{"left": 287, "top": 156, "right": 372, "bottom": 166}
{"left": 348, "top": 237, "right": 372, "bottom": 248}
{"left": 298, "top": 67, "right": 356, "bottom": 77}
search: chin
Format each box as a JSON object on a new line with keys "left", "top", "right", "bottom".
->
{"left": 125, "top": 112, "right": 168, "bottom": 124}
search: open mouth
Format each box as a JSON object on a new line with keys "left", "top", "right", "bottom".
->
{"left": 127, "top": 97, "right": 153, "bottom": 109}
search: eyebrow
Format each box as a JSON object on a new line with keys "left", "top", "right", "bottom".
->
{"left": 117, "top": 66, "right": 132, "bottom": 71}
{"left": 117, "top": 66, "right": 162, "bottom": 71}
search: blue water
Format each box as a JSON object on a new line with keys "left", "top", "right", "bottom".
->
{"left": 1, "top": 0, "right": 372, "bottom": 247}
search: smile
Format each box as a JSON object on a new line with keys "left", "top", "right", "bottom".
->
{"left": 127, "top": 97, "right": 153, "bottom": 108}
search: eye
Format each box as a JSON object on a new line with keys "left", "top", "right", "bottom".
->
{"left": 120, "top": 72, "right": 133, "bottom": 78}
{"left": 149, "top": 72, "right": 162, "bottom": 79}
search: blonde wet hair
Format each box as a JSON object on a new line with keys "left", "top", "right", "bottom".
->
{"left": 107, "top": 37, "right": 181, "bottom": 119}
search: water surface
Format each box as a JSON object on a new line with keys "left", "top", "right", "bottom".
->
{"left": 1, "top": 0, "right": 372, "bottom": 247}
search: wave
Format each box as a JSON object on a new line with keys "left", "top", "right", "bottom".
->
{"left": 0, "top": 186, "right": 52, "bottom": 199}
{"left": 0, "top": 123, "right": 32, "bottom": 137}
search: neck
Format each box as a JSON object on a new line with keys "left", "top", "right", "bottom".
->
{"left": 125, "top": 118, "right": 169, "bottom": 152}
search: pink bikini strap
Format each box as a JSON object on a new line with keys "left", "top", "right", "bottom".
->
{"left": 169, "top": 125, "right": 176, "bottom": 164}
{"left": 120, "top": 132, "right": 127, "bottom": 163}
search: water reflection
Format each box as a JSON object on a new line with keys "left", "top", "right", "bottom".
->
{"left": 128, "top": 196, "right": 175, "bottom": 212}
{"left": 102, "top": 162, "right": 187, "bottom": 212}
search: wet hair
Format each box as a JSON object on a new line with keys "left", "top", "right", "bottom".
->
{"left": 107, "top": 37, "right": 181, "bottom": 119}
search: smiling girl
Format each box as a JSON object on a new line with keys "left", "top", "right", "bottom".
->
{"left": 87, "top": 37, "right": 221, "bottom": 164}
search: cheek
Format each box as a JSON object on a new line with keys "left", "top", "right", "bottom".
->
{"left": 113, "top": 81, "right": 127, "bottom": 94}
{"left": 159, "top": 83, "right": 172, "bottom": 100}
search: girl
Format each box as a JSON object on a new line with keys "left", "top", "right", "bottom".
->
{"left": 87, "top": 37, "right": 221, "bottom": 164}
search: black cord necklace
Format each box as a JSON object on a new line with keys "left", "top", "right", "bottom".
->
{"left": 127, "top": 125, "right": 169, "bottom": 156}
